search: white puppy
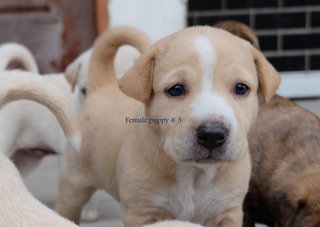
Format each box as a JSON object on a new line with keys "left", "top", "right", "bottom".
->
{"left": 144, "top": 220, "right": 203, "bottom": 227}
{"left": 0, "top": 71, "right": 80, "bottom": 226}
{"left": 0, "top": 42, "right": 39, "bottom": 73}
{"left": 0, "top": 45, "right": 89, "bottom": 176}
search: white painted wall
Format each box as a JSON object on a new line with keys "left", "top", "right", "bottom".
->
{"left": 109, "top": 0, "right": 187, "bottom": 42}
{"left": 108, "top": 0, "right": 187, "bottom": 77}
{"left": 278, "top": 71, "right": 320, "bottom": 98}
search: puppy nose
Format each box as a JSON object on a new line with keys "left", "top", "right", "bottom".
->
{"left": 196, "top": 122, "right": 228, "bottom": 150}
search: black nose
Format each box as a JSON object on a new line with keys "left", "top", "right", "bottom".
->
{"left": 196, "top": 122, "right": 228, "bottom": 150}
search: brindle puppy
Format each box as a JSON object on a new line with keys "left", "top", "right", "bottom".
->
{"left": 216, "top": 21, "right": 320, "bottom": 227}
{"left": 245, "top": 95, "right": 320, "bottom": 227}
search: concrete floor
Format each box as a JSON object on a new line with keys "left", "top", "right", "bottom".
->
{"left": 23, "top": 98, "right": 320, "bottom": 227}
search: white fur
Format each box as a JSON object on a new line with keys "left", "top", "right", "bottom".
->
{"left": 0, "top": 75, "right": 76, "bottom": 154}
{"left": 0, "top": 53, "right": 88, "bottom": 175}
{"left": 193, "top": 36, "right": 216, "bottom": 86}
{"left": 0, "top": 153, "right": 78, "bottom": 226}
{"left": 191, "top": 36, "right": 238, "bottom": 140}
{"left": 115, "top": 45, "right": 140, "bottom": 79}
{"left": 0, "top": 43, "right": 39, "bottom": 73}
{"left": 152, "top": 164, "right": 235, "bottom": 224}
{"left": 144, "top": 220, "right": 203, "bottom": 227}
{"left": 67, "top": 135, "right": 82, "bottom": 153}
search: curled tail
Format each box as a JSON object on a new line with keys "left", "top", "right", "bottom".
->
{"left": 0, "top": 43, "right": 39, "bottom": 73}
{"left": 88, "top": 26, "right": 151, "bottom": 92}
{"left": 0, "top": 71, "right": 81, "bottom": 151}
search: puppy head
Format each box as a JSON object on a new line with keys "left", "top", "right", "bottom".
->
{"left": 65, "top": 49, "right": 91, "bottom": 99}
{"left": 214, "top": 20, "right": 260, "bottom": 50}
{"left": 120, "top": 26, "right": 280, "bottom": 163}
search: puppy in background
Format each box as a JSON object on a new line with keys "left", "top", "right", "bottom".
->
{"left": 56, "top": 26, "right": 280, "bottom": 226}
{"left": 65, "top": 49, "right": 91, "bottom": 100}
{"left": 216, "top": 20, "right": 320, "bottom": 227}
{"left": 63, "top": 35, "right": 148, "bottom": 222}
{"left": 0, "top": 42, "right": 39, "bottom": 73}
{"left": 0, "top": 43, "right": 90, "bottom": 176}
{"left": 0, "top": 71, "right": 80, "bottom": 226}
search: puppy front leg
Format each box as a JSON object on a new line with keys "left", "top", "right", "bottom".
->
{"left": 121, "top": 204, "right": 174, "bottom": 227}
{"left": 215, "top": 207, "right": 243, "bottom": 227}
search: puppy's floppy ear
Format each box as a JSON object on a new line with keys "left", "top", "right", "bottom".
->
{"left": 65, "top": 63, "right": 81, "bottom": 92}
{"left": 119, "top": 47, "right": 160, "bottom": 103}
{"left": 252, "top": 48, "right": 281, "bottom": 103}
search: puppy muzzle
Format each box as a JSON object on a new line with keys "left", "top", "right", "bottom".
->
{"left": 196, "top": 122, "right": 228, "bottom": 151}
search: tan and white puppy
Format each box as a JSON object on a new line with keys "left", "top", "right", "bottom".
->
{"left": 0, "top": 42, "right": 39, "bottom": 73}
{"left": 0, "top": 71, "right": 80, "bottom": 226}
{"left": 56, "top": 26, "right": 280, "bottom": 226}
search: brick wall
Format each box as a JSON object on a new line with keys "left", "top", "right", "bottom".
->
{"left": 188, "top": 0, "right": 320, "bottom": 72}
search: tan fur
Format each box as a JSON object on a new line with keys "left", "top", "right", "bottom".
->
{"left": 214, "top": 21, "right": 279, "bottom": 103}
{"left": 88, "top": 26, "right": 151, "bottom": 93}
{"left": 56, "top": 26, "right": 280, "bottom": 226}
{"left": 217, "top": 20, "right": 320, "bottom": 227}
{"left": 0, "top": 153, "right": 78, "bottom": 226}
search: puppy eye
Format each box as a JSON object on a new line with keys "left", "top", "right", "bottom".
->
{"left": 81, "top": 88, "right": 87, "bottom": 96}
{"left": 298, "top": 200, "right": 306, "bottom": 209}
{"left": 167, "top": 84, "right": 185, "bottom": 97}
{"left": 234, "top": 83, "right": 249, "bottom": 96}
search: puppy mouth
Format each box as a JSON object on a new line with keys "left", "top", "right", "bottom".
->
{"left": 13, "top": 148, "right": 57, "bottom": 158}
{"left": 181, "top": 144, "right": 230, "bottom": 163}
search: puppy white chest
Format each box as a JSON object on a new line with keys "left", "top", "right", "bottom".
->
{"left": 152, "top": 165, "right": 228, "bottom": 223}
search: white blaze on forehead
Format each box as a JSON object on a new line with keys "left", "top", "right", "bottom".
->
{"left": 194, "top": 36, "right": 216, "bottom": 82}
{"left": 191, "top": 36, "right": 237, "bottom": 132}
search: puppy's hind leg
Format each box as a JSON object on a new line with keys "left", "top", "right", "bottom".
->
{"left": 55, "top": 146, "right": 96, "bottom": 224}
{"left": 214, "top": 206, "right": 243, "bottom": 227}
{"left": 56, "top": 172, "right": 96, "bottom": 224}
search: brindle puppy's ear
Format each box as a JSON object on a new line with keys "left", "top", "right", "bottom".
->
{"left": 214, "top": 20, "right": 260, "bottom": 50}
{"left": 252, "top": 48, "right": 281, "bottom": 103}
{"left": 119, "top": 40, "right": 168, "bottom": 103}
